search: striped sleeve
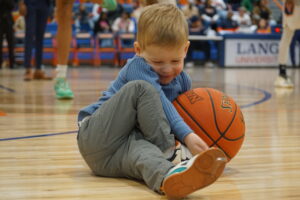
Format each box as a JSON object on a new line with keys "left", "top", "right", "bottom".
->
{"left": 179, "top": 71, "right": 192, "bottom": 93}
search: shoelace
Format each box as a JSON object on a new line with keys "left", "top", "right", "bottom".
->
{"left": 56, "top": 79, "right": 70, "bottom": 90}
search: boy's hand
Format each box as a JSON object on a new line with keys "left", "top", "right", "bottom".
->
{"left": 184, "top": 132, "right": 209, "bottom": 156}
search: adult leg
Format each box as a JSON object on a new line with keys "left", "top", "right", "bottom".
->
{"left": 0, "top": 24, "right": 4, "bottom": 68}
{"left": 5, "top": 20, "right": 15, "bottom": 69}
{"left": 289, "top": 33, "right": 296, "bottom": 67}
{"left": 33, "top": 6, "right": 52, "bottom": 80}
{"left": 24, "top": 6, "right": 36, "bottom": 80}
{"left": 275, "top": 24, "right": 295, "bottom": 87}
{"left": 54, "top": 0, "right": 75, "bottom": 99}
{"left": 35, "top": 7, "right": 49, "bottom": 70}
{"left": 295, "top": 30, "right": 300, "bottom": 68}
{"left": 56, "top": 0, "right": 74, "bottom": 66}
{"left": 6, "top": 27, "right": 15, "bottom": 69}
{"left": 278, "top": 24, "right": 295, "bottom": 75}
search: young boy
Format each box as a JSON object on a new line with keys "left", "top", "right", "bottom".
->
{"left": 77, "top": 4, "right": 227, "bottom": 199}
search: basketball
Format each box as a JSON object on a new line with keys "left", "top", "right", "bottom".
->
{"left": 173, "top": 88, "right": 245, "bottom": 161}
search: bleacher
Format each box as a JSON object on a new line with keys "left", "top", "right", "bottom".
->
{"left": 2, "top": 1, "right": 286, "bottom": 67}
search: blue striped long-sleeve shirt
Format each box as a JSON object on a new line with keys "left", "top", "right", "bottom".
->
{"left": 78, "top": 55, "right": 193, "bottom": 142}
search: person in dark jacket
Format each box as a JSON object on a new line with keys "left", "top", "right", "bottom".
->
{"left": 0, "top": 0, "right": 15, "bottom": 69}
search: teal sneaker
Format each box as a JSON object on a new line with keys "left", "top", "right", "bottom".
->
{"left": 102, "top": 0, "right": 117, "bottom": 11}
{"left": 162, "top": 148, "right": 227, "bottom": 199}
{"left": 54, "top": 78, "right": 74, "bottom": 99}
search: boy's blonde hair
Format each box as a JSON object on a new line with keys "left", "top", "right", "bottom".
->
{"left": 137, "top": 4, "right": 188, "bottom": 50}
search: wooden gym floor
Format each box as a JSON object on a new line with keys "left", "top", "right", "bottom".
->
{"left": 0, "top": 66, "right": 299, "bottom": 199}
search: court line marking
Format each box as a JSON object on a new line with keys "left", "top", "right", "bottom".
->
{"left": 0, "top": 85, "right": 272, "bottom": 141}
{"left": 0, "top": 131, "right": 76, "bottom": 141}
{"left": 239, "top": 86, "right": 272, "bottom": 109}
{"left": 0, "top": 85, "right": 16, "bottom": 93}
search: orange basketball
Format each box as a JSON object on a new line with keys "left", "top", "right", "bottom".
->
{"left": 173, "top": 88, "right": 245, "bottom": 161}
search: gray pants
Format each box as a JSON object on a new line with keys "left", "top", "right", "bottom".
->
{"left": 77, "top": 80, "right": 175, "bottom": 193}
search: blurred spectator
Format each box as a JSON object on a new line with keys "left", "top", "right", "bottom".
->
{"left": 219, "top": 11, "right": 238, "bottom": 30}
{"left": 107, "top": 2, "right": 124, "bottom": 24}
{"left": 186, "top": 15, "right": 211, "bottom": 67}
{"left": 200, "top": 0, "right": 220, "bottom": 29}
{"left": 233, "top": 6, "right": 253, "bottom": 33}
{"left": 14, "top": 15, "right": 26, "bottom": 33}
{"left": 226, "top": 0, "right": 241, "bottom": 11}
{"left": 132, "top": 0, "right": 147, "bottom": 20}
{"left": 94, "top": 11, "right": 114, "bottom": 48}
{"left": 112, "top": 11, "right": 135, "bottom": 34}
{"left": 74, "top": 3, "right": 94, "bottom": 32}
{"left": 182, "top": 0, "right": 199, "bottom": 20}
{"left": 233, "top": 6, "right": 251, "bottom": 27}
{"left": 211, "top": 0, "right": 226, "bottom": 11}
{"left": 195, "top": 0, "right": 205, "bottom": 11}
{"left": 92, "top": 3, "right": 101, "bottom": 24}
{"left": 256, "top": 18, "right": 271, "bottom": 34}
{"left": 0, "top": 0, "right": 15, "bottom": 69}
{"left": 19, "top": 0, "right": 52, "bottom": 81}
{"left": 252, "top": 0, "right": 273, "bottom": 25}
{"left": 211, "top": 0, "right": 227, "bottom": 19}
{"left": 241, "top": 0, "right": 256, "bottom": 12}
{"left": 94, "top": 11, "right": 111, "bottom": 34}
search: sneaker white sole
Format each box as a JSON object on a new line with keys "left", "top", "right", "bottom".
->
{"left": 274, "top": 84, "right": 294, "bottom": 88}
{"left": 162, "top": 148, "right": 227, "bottom": 199}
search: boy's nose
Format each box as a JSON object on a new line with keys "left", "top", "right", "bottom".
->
{"left": 161, "top": 65, "right": 173, "bottom": 73}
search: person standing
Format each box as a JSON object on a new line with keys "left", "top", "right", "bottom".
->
{"left": 0, "top": 0, "right": 15, "bottom": 69}
{"left": 273, "top": 0, "right": 300, "bottom": 87}
{"left": 19, "top": 0, "right": 53, "bottom": 81}
{"left": 54, "top": 0, "right": 117, "bottom": 99}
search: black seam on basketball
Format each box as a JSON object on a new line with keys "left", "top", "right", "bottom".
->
{"left": 221, "top": 103, "right": 245, "bottom": 141}
{"left": 174, "top": 99, "right": 215, "bottom": 144}
{"left": 217, "top": 104, "right": 245, "bottom": 141}
{"left": 174, "top": 98, "right": 231, "bottom": 159}
{"left": 205, "top": 88, "right": 223, "bottom": 135}
{"left": 206, "top": 89, "right": 244, "bottom": 142}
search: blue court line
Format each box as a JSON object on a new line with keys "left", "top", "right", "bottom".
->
{"left": 0, "top": 85, "right": 272, "bottom": 141}
{"left": 0, "top": 85, "right": 16, "bottom": 93}
{"left": 239, "top": 86, "right": 272, "bottom": 109}
{"left": 0, "top": 131, "right": 77, "bottom": 141}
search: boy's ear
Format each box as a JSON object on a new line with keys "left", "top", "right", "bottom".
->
{"left": 134, "top": 41, "right": 141, "bottom": 55}
{"left": 184, "top": 41, "right": 190, "bottom": 55}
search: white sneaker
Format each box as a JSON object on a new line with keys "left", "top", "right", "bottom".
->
{"left": 205, "top": 61, "right": 216, "bottom": 68}
{"left": 169, "top": 142, "right": 193, "bottom": 165}
{"left": 162, "top": 148, "right": 227, "bottom": 199}
{"left": 274, "top": 75, "right": 294, "bottom": 88}
{"left": 185, "top": 62, "right": 194, "bottom": 68}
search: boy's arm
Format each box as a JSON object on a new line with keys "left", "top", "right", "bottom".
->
{"left": 125, "top": 59, "right": 192, "bottom": 142}
{"left": 178, "top": 72, "right": 209, "bottom": 154}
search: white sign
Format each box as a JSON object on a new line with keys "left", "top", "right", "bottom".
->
{"left": 225, "top": 39, "right": 279, "bottom": 67}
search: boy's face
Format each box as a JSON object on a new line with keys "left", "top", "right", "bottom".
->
{"left": 134, "top": 42, "right": 190, "bottom": 85}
